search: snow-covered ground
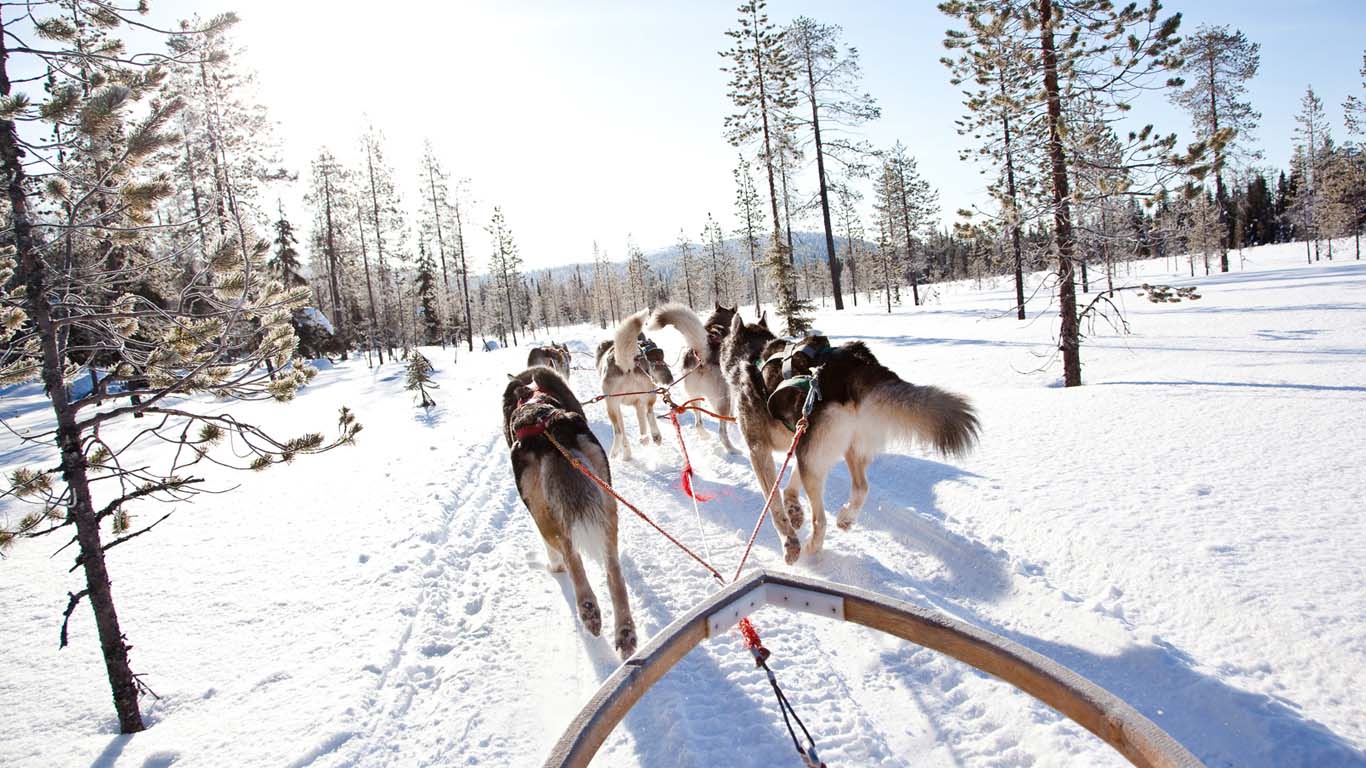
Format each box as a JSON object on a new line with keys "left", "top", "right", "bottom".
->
{"left": 2, "top": 241, "right": 1364, "bottom": 767}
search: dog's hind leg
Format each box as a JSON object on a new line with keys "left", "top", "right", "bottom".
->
{"left": 601, "top": 515, "right": 637, "bottom": 658}
{"left": 799, "top": 464, "right": 830, "bottom": 559}
{"left": 559, "top": 539, "right": 602, "bottom": 637}
{"left": 639, "top": 397, "right": 662, "bottom": 444}
{"left": 837, "top": 450, "right": 871, "bottom": 531}
{"left": 606, "top": 398, "right": 631, "bottom": 460}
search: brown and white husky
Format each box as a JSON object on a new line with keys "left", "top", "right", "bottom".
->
{"left": 720, "top": 312, "right": 979, "bottom": 564}
{"left": 648, "top": 302, "right": 740, "bottom": 453}
{"left": 503, "top": 366, "right": 637, "bottom": 658}
{"left": 595, "top": 310, "right": 674, "bottom": 461}
{"left": 527, "top": 342, "right": 571, "bottom": 378}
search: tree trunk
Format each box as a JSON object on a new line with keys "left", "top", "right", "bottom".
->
{"left": 365, "top": 142, "right": 395, "bottom": 359}
{"left": 452, "top": 198, "right": 475, "bottom": 351}
{"left": 806, "top": 61, "right": 843, "bottom": 309}
{"left": 355, "top": 204, "right": 383, "bottom": 365}
{"left": 1039, "top": 0, "right": 1082, "bottom": 387}
{"left": 0, "top": 54, "right": 145, "bottom": 729}
{"left": 748, "top": 4, "right": 785, "bottom": 250}
{"left": 321, "top": 170, "right": 346, "bottom": 355}
{"left": 999, "top": 72, "right": 1027, "bottom": 320}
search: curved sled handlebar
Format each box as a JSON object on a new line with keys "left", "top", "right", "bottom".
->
{"left": 544, "top": 570, "right": 1202, "bottom": 768}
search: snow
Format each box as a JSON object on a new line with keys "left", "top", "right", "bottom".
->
{"left": 2, "top": 241, "right": 1364, "bottom": 767}
{"left": 298, "top": 306, "right": 336, "bottom": 336}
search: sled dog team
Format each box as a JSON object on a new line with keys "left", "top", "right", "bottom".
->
{"left": 504, "top": 305, "right": 979, "bottom": 658}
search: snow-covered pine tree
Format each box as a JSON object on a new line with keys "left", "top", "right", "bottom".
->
{"left": 703, "top": 213, "right": 733, "bottom": 307}
{"left": 0, "top": 6, "right": 360, "bottom": 733}
{"left": 405, "top": 351, "right": 438, "bottom": 408}
{"left": 1170, "top": 25, "right": 1262, "bottom": 273}
{"left": 785, "top": 16, "right": 880, "bottom": 311}
{"left": 487, "top": 207, "right": 522, "bottom": 347}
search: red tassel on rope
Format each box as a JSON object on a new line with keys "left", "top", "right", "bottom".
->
{"left": 738, "top": 618, "right": 771, "bottom": 665}
{"left": 670, "top": 410, "right": 714, "bottom": 502}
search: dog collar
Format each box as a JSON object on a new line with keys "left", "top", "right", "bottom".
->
{"left": 517, "top": 382, "right": 555, "bottom": 409}
{"left": 514, "top": 422, "right": 548, "bottom": 440}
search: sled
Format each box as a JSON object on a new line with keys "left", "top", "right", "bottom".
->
{"left": 544, "top": 569, "right": 1201, "bottom": 767}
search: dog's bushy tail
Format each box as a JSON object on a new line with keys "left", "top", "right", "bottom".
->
{"left": 612, "top": 309, "right": 650, "bottom": 370}
{"left": 862, "top": 380, "right": 979, "bottom": 458}
{"left": 648, "top": 303, "right": 708, "bottom": 358}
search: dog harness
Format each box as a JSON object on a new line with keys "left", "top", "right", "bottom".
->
{"left": 763, "top": 336, "right": 831, "bottom": 431}
{"left": 634, "top": 335, "right": 665, "bottom": 373}
{"left": 513, "top": 383, "right": 558, "bottom": 441}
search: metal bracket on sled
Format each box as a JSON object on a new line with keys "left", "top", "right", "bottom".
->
{"left": 706, "top": 582, "right": 845, "bottom": 637}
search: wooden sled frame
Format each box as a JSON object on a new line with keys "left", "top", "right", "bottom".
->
{"left": 545, "top": 569, "right": 1202, "bottom": 767}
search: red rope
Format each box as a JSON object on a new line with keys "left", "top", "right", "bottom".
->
{"left": 731, "top": 417, "right": 808, "bottom": 583}
{"left": 542, "top": 429, "right": 725, "bottom": 584}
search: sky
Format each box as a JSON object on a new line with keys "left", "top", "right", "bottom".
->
{"left": 154, "top": 0, "right": 1364, "bottom": 270}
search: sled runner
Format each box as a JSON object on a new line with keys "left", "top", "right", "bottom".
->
{"left": 544, "top": 569, "right": 1201, "bottom": 768}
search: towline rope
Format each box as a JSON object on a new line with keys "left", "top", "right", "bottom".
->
{"left": 527, "top": 362, "right": 825, "bottom": 767}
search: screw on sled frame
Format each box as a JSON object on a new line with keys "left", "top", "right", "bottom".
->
{"left": 543, "top": 570, "right": 1202, "bottom": 768}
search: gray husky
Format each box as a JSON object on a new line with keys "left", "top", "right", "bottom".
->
{"left": 503, "top": 366, "right": 637, "bottom": 658}
{"left": 720, "top": 312, "right": 979, "bottom": 564}
{"left": 595, "top": 310, "right": 674, "bottom": 461}
{"left": 648, "top": 302, "right": 739, "bottom": 453}
{"left": 527, "top": 342, "right": 571, "bottom": 378}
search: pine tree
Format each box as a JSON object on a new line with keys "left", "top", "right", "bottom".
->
{"left": 877, "top": 143, "right": 940, "bottom": 306}
{"left": 675, "top": 229, "right": 698, "bottom": 308}
{"left": 405, "top": 351, "right": 438, "bottom": 408}
{"left": 703, "top": 213, "right": 733, "bottom": 307}
{"left": 487, "top": 207, "right": 522, "bottom": 347}
{"left": 416, "top": 242, "right": 442, "bottom": 344}
{"left": 785, "top": 17, "right": 880, "bottom": 311}
{"left": 941, "top": 1, "right": 1044, "bottom": 319}
{"left": 1171, "top": 25, "right": 1262, "bottom": 273}
{"left": 0, "top": 7, "right": 359, "bottom": 733}
{"left": 271, "top": 202, "right": 305, "bottom": 287}
{"left": 832, "top": 180, "right": 865, "bottom": 306}
{"left": 305, "top": 150, "right": 351, "bottom": 353}
{"left": 1292, "top": 87, "right": 1331, "bottom": 263}
{"left": 361, "top": 125, "right": 404, "bottom": 356}
{"left": 733, "top": 158, "right": 765, "bottom": 313}
{"left": 722, "top": 0, "right": 809, "bottom": 332}
{"left": 418, "top": 142, "right": 461, "bottom": 344}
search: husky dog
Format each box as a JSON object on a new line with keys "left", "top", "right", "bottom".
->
{"left": 595, "top": 310, "right": 674, "bottom": 460}
{"left": 647, "top": 302, "right": 739, "bottom": 453}
{"left": 720, "top": 313, "right": 979, "bottom": 564}
{"left": 503, "top": 366, "right": 637, "bottom": 658}
{"left": 527, "top": 342, "right": 572, "bottom": 378}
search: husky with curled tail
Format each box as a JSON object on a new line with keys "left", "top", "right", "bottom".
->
{"left": 720, "top": 312, "right": 979, "bottom": 564}
{"left": 648, "top": 302, "right": 739, "bottom": 453}
{"left": 596, "top": 309, "right": 674, "bottom": 461}
{"left": 503, "top": 366, "right": 637, "bottom": 658}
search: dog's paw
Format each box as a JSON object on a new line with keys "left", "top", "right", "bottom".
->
{"left": 651, "top": 432, "right": 662, "bottom": 445}
{"left": 579, "top": 599, "right": 602, "bottom": 636}
{"left": 783, "top": 537, "right": 802, "bottom": 565}
{"left": 803, "top": 534, "right": 824, "bottom": 559}
{"left": 615, "top": 624, "right": 638, "bottom": 658}
{"left": 784, "top": 497, "right": 805, "bottom": 530}
{"left": 836, "top": 503, "right": 859, "bottom": 531}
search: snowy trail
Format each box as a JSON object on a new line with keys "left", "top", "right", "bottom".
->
{"left": 3, "top": 244, "right": 1365, "bottom": 767}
